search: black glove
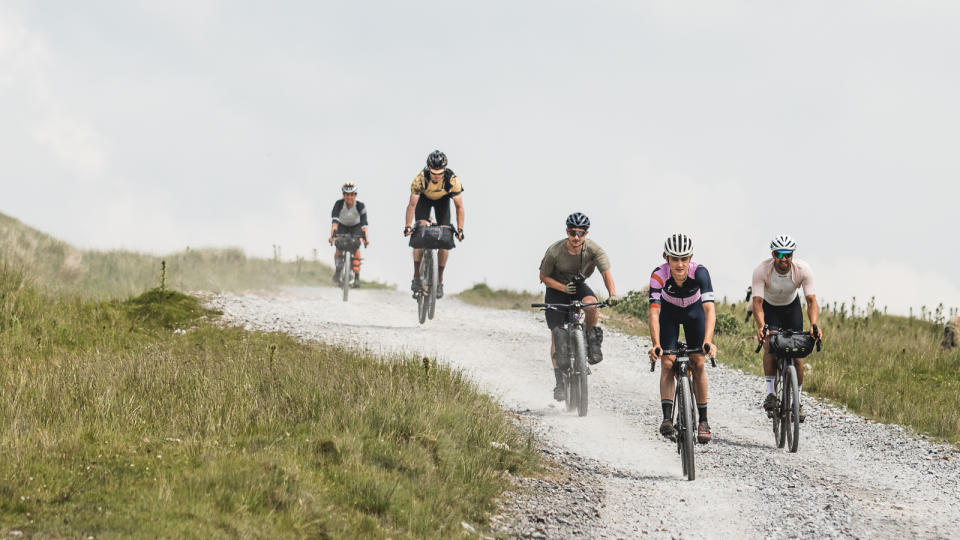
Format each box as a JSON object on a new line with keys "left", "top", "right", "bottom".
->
{"left": 456, "top": 228, "right": 464, "bottom": 241}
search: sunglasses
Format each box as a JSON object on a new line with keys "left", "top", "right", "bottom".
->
{"left": 774, "top": 251, "right": 794, "bottom": 260}
{"left": 428, "top": 169, "right": 445, "bottom": 175}
{"left": 567, "top": 229, "right": 587, "bottom": 238}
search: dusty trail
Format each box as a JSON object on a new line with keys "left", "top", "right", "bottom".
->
{"left": 210, "top": 287, "right": 960, "bottom": 539}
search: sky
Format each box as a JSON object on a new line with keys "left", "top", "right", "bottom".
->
{"left": 2, "top": 1, "right": 959, "bottom": 315}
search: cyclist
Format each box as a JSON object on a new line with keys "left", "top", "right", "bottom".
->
{"left": 647, "top": 233, "right": 716, "bottom": 444}
{"left": 538, "top": 212, "right": 620, "bottom": 401}
{"left": 751, "top": 234, "right": 822, "bottom": 422}
{"left": 403, "top": 150, "right": 465, "bottom": 299}
{"left": 328, "top": 182, "right": 369, "bottom": 287}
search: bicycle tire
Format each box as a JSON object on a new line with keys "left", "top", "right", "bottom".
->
{"left": 680, "top": 375, "right": 696, "bottom": 480}
{"left": 787, "top": 365, "right": 800, "bottom": 453}
{"left": 774, "top": 367, "right": 786, "bottom": 449}
{"left": 566, "top": 372, "right": 578, "bottom": 412}
{"left": 417, "top": 253, "right": 429, "bottom": 324}
{"left": 341, "top": 252, "right": 351, "bottom": 302}
{"left": 427, "top": 250, "right": 438, "bottom": 320}
{"left": 572, "top": 328, "right": 588, "bottom": 417}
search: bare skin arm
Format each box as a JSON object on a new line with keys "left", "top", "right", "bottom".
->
{"left": 806, "top": 295, "right": 822, "bottom": 339}
{"left": 452, "top": 194, "right": 464, "bottom": 233}
{"left": 752, "top": 295, "right": 766, "bottom": 340}
{"left": 539, "top": 272, "right": 567, "bottom": 293}
{"left": 600, "top": 269, "right": 617, "bottom": 298}
{"left": 703, "top": 301, "right": 716, "bottom": 356}
{"left": 404, "top": 194, "right": 420, "bottom": 232}
{"left": 648, "top": 306, "right": 662, "bottom": 361}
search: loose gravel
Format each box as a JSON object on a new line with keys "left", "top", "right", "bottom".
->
{"left": 209, "top": 287, "right": 960, "bottom": 539}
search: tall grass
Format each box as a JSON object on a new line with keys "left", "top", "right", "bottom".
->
{"left": 0, "top": 211, "right": 383, "bottom": 298}
{"left": 456, "top": 283, "right": 543, "bottom": 310}
{"left": 0, "top": 266, "right": 538, "bottom": 537}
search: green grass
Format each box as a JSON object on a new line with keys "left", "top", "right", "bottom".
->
{"left": 456, "top": 283, "right": 543, "bottom": 311}
{"left": 0, "top": 211, "right": 389, "bottom": 298}
{"left": 0, "top": 266, "right": 539, "bottom": 537}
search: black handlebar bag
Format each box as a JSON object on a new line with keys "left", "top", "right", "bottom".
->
{"left": 769, "top": 333, "right": 816, "bottom": 358}
{"left": 334, "top": 236, "right": 362, "bottom": 252}
{"left": 408, "top": 226, "right": 456, "bottom": 249}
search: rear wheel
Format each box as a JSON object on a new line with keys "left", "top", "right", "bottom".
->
{"left": 572, "top": 328, "right": 588, "bottom": 417}
{"left": 786, "top": 365, "right": 801, "bottom": 453}
{"left": 341, "top": 252, "right": 351, "bottom": 302}
{"left": 679, "top": 375, "right": 696, "bottom": 480}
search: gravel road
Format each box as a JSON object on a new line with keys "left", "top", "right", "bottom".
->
{"left": 209, "top": 287, "right": 960, "bottom": 539}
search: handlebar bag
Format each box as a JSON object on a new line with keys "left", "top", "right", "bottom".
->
{"left": 409, "top": 226, "right": 456, "bottom": 249}
{"left": 769, "top": 332, "right": 815, "bottom": 358}
{"left": 334, "top": 236, "right": 362, "bottom": 252}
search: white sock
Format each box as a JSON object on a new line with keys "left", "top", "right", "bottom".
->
{"left": 764, "top": 377, "right": 775, "bottom": 394}
{"left": 798, "top": 385, "right": 802, "bottom": 403}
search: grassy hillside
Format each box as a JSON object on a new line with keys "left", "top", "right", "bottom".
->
{"left": 0, "top": 212, "right": 381, "bottom": 298}
{"left": 0, "top": 266, "right": 538, "bottom": 537}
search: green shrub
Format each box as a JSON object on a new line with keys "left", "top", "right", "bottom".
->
{"left": 714, "top": 312, "right": 741, "bottom": 335}
{"left": 613, "top": 288, "right": 650, "bottom": 320}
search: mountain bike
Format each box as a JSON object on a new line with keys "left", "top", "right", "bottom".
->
{"left": 331, "top": 233, "right": 364, "bottom": 302}
{"left": 756, "top": 324, "right": 821, "bottom": 453}
{"left": 651, "top": 342, "right": 714, "bottom": 480}
{"left": 409, "top": 225, "right": 456, "bottom": 324}
{"left": 532, "top": 300, "right": 607, "bottom": 417}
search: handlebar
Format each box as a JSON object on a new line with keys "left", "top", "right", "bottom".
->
{"left": 755, "top": 324, "right": 824, "bottom": 353}
{"left": 650, "top": 343, "right": 716, "bottom": 371}
{"left": 531, "top": 301, "right": 608, "bottom": 310}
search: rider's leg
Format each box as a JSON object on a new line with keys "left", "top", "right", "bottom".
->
{"left": 583, "top": 295, "right": 599, "bottom": 328}
{"left": 437, "top": 249, "right": 449, "bottom": 282}
{"left": 412, "top": 248, "right": 424, "bottom": 274}
{"left": 333, "top": 248, "right": 344, "bottom": 279}
{"left": 660, "top": 355, "right": 677, "bottom": 417}
{"left": 690, "top": 353, "right": 708, "bottom": 418}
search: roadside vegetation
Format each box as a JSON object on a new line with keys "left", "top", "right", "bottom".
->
{"left": 0, "top": 211, "right": 388, "bottom": 298}
{"left": 0, "top": 265, "right": 539, "bottom": 537}
{"left": 456, "top": 283, "right": 542, "bottom": 311}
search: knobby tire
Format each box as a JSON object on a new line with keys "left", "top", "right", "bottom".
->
{"left": 427, "top": 250, "right": 438, "bottom": 320}
{"left": 679, "top": 375, "right": 696, "bottom": 480}
{"left": 341, "top": 252, "right": 351, "bottom": 302}
{"left": 572, "top": 328, "right": 588, "bottom": 417}
{"left": 787, "top": 364, "right": 801, "bottom": 453}
{"left": 417, "top": 253, "right": 429, "bottom": 324}
{"left": 774, "top": 368, "right": 786, "bottom": 449}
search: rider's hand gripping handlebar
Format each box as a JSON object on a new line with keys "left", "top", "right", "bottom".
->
{"left": 812, "top": 324, "right": 822, "bottom": 352}
{"left": 755, "top": 324, "right": 769, "bottom": 354}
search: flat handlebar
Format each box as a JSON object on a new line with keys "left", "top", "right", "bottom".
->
{"left": 755, "top": 324, "right": 823, "bottom": 353}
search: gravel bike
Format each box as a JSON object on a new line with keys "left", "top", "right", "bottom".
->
{"left": 651, "top": 342, "right": 714, "bottom": 481}
{"left": 409, "top": 225, "right": 457, "bottom": 325}
{"left": 756, "top": 324, "right": 821, "bottom": 453}
{"left": 331, "top": 233, "right": 364, "bottom": 302}
{"left": 532, "top": 300, "right": 607, "bottom": 417}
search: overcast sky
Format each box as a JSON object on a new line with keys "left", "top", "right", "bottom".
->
{"left": 2, "top": 1, "right": 958, "bottom": 315}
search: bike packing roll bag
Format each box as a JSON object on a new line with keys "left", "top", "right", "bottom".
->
{"left": 408, "top": 225, "right": 455, "bottom": 249}
{"left": 335, "top": 236, "right": 362, "bottom": 252}
{"left": 552, "top": 327, "right": 571, "bottom": 369}
{"left": 768, "top": 332, "right": 816, "bottom": 358}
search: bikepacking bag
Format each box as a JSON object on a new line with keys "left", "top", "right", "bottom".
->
{"left": 334, "top": 236, "right": 362, "bottom": 252}
{"left": 552, "top": 327, "right": 571, "bottom": 370}
{"left": 769, "top": 332, "right": 816, "bottom": 358}
{"left": 408, "top": 225, "right": 456, "bottom": 250}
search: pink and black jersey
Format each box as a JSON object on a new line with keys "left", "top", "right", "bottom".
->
{"left": 649, "top": 262, "right": 715, "bottom": 308}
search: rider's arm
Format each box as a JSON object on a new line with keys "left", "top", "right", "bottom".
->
{"left": 539, "top": 272, "right": 567, "bottom": 293}
{"left": 405, "top": 194, "right": 419, "bottom": 229}
{"left": 600, "top": 269, "right": 616, "bottom": 298}
{"left": 806, "top": 295, "right": 821, "bottom": 337}
{"left": 649, "top": 305, "right": 661, "bottom": 350}
{"left": 452, "top": 193, "right": 464, "bottom": 231}
{"left": 752, "top": 295, "right": 766, "bottom": 328}
{"left": 703, "top": 300, "right": 716, "bottom": 346}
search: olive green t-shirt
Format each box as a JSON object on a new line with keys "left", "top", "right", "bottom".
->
{"left": 539, "top": 238, "right": 610, "bottom": 284}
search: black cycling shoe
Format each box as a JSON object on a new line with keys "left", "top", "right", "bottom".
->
{"left": 763, "top": 393, "right": 778, "bottom": 412}
{"left": 659, "top": 418, "right": 677, "bottom": 441}
{"left": 333, "top": 268, "right": 342, "bottom": 283}
{"left": 553, "top": 384, "right": 565, "bottom": 401}
{"left": 798, "top": 403, "right": 806, "bottom": 423}
{"left": 411, "top": 278, "right": 423, "bottom": 298}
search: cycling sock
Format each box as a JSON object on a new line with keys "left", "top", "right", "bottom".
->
{"left": 765, "top": 377, "right": 775, "bottom": 394}
{"left": 661, "top": 400, "right": 673, "bottom": 420}
{"left": 413, "top": 260, "right": 420, "bottom": 278}
{"left": 438, "top": 265, "right": 445, "bottom": 282}
{"left": 697, "top": 404, "right": 708, "bottom": 423}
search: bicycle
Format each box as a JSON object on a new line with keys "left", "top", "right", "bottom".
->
{"left": 651, "top": 342, "right": 715, "bottom": 481}
{"left": 755, "top": 324, "right": 821, "bottom": 453}
{"left": 408, "top": 224, "right": 456, "bottom": 324}
{"left": 331, "top": 233, "right": 364, "bottom": 302}
{"left": 532, "top": 300, "right": 607, "bottom": 417}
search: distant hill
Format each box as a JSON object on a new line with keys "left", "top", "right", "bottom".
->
{"left": 0, "top": 211, "right": 336, "bottom": 298}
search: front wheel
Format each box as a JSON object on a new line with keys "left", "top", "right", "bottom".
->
{"left": 426, "top": 250, "right": 438, "bottom": 320}
{"left": 679, "top": 376, "right": 696, "bottom": 480}
{"left": 773, "top": 371, "right": 785, "bottom": 449}
{"left": 571, "top": 328, "right": 588, "bottom": 417}
{"left": 786, "top": 364, "right": 801, "bottom": 453}
{"left": 341, "top": 252, "right": 351, "bottom": 302}
{"left": 416, "top": 253, "right": 430, "bottom": 324}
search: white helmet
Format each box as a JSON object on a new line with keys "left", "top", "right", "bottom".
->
{"left": 663, "top": 233, "right": 694, "bottom": 257}
{"left": 770, "top": 234, "right": 797, "bottom": 251}
{"left": 341, "top": 182, "right": 358, "bottom": 194}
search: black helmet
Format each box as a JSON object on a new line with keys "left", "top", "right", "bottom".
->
{"left": 426, "top": 150, "right": 448, "bottom": 170}
{"left": 565, "top": 212, "right": 590, "bottom": 229}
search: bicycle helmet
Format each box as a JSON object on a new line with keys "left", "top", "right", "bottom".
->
{"left": 565, "top": 212, "right": 590, "bottom": 230}
{"left": 426, "top": 150, "right": 448, "bottom": 170}
{"left": 663, "top": 233, "right": 694, "bottom": 257}
{"left": 341, "top": 182, "right": 358, "bottom": 194}
{"left": 769, "top": 234, "right": 797, "bottom": 251}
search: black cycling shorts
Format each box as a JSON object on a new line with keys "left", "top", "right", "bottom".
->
{"left": 762, "top": 295, "right": 803, "bottom": 332}
{"left": 657, "top": 302, "right": 706, "bottom": 352}
{"left": 543, "top": 283, "right": 597, "bottom": 330}
{"left": 414, "top": 196, "right": 452, "bottom": 226}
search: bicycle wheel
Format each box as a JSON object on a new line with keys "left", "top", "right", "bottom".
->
{"left": 341, "top": 252, "right": 351, "bottom": 302}
{"left": 572, "top": 328, "right": 588, "bottom": 417}
{"left": 417, "top": 254, "right": 429, "bottom": 324}
{"left": 679, "top": 375, "right": 696, "bottom": 480}
{"left": 786, "top": 364, "right": 801, "bottom": 453}
{"left": 773, "top": 368, "right": 785, "bottom": 449}
{"left": 566, "top": 370, "right": 578, "bottom": 412}
{"left": 426, "top": 250, "right": 438, "bottom": 320}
